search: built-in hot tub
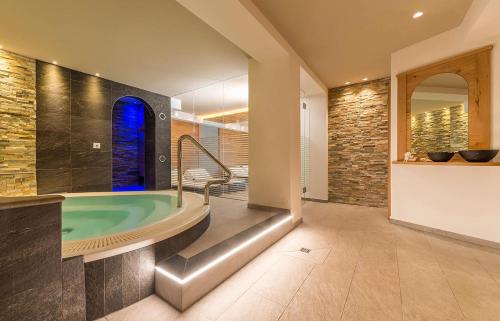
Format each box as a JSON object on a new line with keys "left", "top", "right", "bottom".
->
{"left": 62, "top": 190, "right": 209, "bottom": 262}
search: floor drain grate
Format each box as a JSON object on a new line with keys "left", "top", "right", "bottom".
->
{"left": 299, "top": 247, "right": 311, "bottom": 253}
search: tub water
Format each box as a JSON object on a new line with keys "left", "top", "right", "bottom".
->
{"left": 62, "top": 194, "right": 179, "bottom": 241}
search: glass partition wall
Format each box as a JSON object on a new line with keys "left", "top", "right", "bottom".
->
{"left": 171, "top": 75, "right": 249, "bottom": 201}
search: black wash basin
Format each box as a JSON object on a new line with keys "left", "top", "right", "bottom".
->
{"left": 459, "top": 150, "right": 499, "bottom": 162}
{"left": 427, "top": 152, "right": 455, "bottom": 162}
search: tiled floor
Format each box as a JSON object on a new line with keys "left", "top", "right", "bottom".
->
{"left": 100, "top": 201, "right": 500, "bottom": 321}
{"left": 179, "top": 196, "right": 277, "bottom": 258}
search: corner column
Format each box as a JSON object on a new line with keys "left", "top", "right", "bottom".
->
{"left": 248, "top": 56, "right": 302, "bottom": 221}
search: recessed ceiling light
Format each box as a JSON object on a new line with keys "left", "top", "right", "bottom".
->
{"left": 95, "top": 73, "right": 100, "bottom": 77}
{"left": 52, "top": 60, "right": 58, "bottom": 65}
{"left": 345, "top": 81, "right": 351, "bottom": 85}
{"left": 413, "top": 11, "right": 423, "bottom": 19}
{"left": 362, "top": 78, "right": 368, "bottom": 81}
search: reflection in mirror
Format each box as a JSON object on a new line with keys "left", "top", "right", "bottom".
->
{"left": 410, "top": 73, "right": 468, "bottom": 158}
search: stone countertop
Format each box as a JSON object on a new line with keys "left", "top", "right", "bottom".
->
{"left": 0, "top": 194, "right": 65, "bottom": 210}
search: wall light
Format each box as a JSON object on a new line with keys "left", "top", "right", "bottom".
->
{"left": 413, "top": 11, "right": 423, "bottom": 19}
{"left": 155, "top": 214, "right": 293, "bottom": 285}
{"left": 95, "top": 73, "right": 100, "bottom": 77}
{"left": 345, "top": 82, "right": 351, "bottom": 85}
{"left": 362, "top": 78, "right": 368, "bottom": 81}
{"left": 52, "top": 61, "right": 58, "bottom": 65}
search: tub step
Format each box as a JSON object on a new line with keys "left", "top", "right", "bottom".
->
{"left": 154, "top": 213, "right": 298, "bottom": 311}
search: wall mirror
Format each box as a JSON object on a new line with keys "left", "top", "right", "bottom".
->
{"left": 397, "top": 45, "right": 492, "bottom": 160}
{"left": 410, "top": 73, "right": 468, "bottom": 157}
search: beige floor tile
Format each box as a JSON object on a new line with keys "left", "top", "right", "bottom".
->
{"left": 187, "top": 262, "right": 267, "bottom": 320}
{"left": 251, "top": 254, "right": 315, "bottom": 306}
{"left": 283, "top": 247, "right": 331, "bottom": 264}
{"left": 341, "top": 303, "right": 402, "bottom": 321}
{"left": 443, "top": 272, "right": 500, "bottom": 321}
{"left": 271, "top": 224, "right": 333, "bottom": 252}
{"left": 106, "top": 295, "right": 178, "bottom": 321}
{"left": 217, "top": 290, "right": 284, "bottom": 321}
{"left": 398, "top": 258, "right": 465, "bottom": 321}
{"left": 280, "top": 258, "right": 356, "bottom": 321}
{"left": 473, "top": 250, "right": 500, "bottom": 285}
{"left": 344, "top": 249, "right": 402, "bottom": 321}
{"left": 101, "top": 201, "right": 500, "bottom": 321}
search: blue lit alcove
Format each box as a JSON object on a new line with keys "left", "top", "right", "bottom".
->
{"left": 112, "top": 96, "right": 154, "bottom": 191}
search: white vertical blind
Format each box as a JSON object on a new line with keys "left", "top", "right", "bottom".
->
{"left": 170, "top": 77, "right": 249, "bottom": 201}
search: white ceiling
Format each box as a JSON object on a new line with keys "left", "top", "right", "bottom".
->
{"left": 174, "top": 75, "right": 248, "bottom": 116}
{"left": 251, "top": 0, "right": 473, "bottom": 88}
{"left": 0, "top": 0, "right": 248, "bottom": 97}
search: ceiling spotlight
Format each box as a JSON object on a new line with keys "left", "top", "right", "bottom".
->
{"left": 345, "top": 81, "right": 351, "bottom": 85}
{"left": 362, "top": 78, "right": 368, "bottom": 81}
{"left": 52, "top": 60, "right": 58, "bottom": 65}
{"left": 95, "top": 73, "right": 100, "bottom": 77}
{"left": 413, "top": 11, "right": 423, "bottom": 19}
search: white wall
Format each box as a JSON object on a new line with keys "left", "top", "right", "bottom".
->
{"left": 302, "top": 93, "right": 328, "bottom": 201}
{"left": 248, "top": 57, "right": 302, "bottom": 221}
{"left": 391, "top": 0, "right": 500, "bottom": 243}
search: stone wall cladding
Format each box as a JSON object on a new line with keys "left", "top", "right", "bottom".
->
{"left": 0, "top": 49, "right": 37, "bottom": 196}
{"left": 36, "top": 60, "right": 171, "bottom": 193}
{"left": 328, "top": 78, "right": 389, "bottom": 208}
{"left": 112, "top": 100, "right": 145, "bottom": 188}
{"left": 411, "top": 105, "right": 468, "bottom": 157}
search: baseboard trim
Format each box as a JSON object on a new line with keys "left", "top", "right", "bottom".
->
{"left": 247, "top": 203, "right": 290, "bottom": 214}
{"left": 390, "top": 218, "right": 500, "bottom": 250}
{"left": 302, "top": 197, "right": 329, "bottom": 203}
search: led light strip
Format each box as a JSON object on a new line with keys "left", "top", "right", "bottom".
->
{"left": 156, "top": 215, "right": 293, "bottom": 285}
{"left": 199, "top": 107, "right": 248, "bottom": 120}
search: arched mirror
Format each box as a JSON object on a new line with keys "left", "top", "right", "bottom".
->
{"left": 410, "top": 73, "right": 468, "bottom": 157}
{"left": 396, "top": 45, "right": 492, "bottom": 161}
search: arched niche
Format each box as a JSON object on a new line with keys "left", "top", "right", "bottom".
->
{"left": 112, "top": 96, "right": 156, "bottom": 190}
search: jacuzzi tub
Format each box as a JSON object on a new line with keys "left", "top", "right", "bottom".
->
{"left": 61, "top": 190, "right": 209, "bottom": 262}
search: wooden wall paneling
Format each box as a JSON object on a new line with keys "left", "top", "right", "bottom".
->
{"left": 171, "top": 120, "right": 199, "bottom": 170}
{"left": 475, "top": 49, "right": 491, "bottom": 148}
{"left": 397, "top": 74, "right": 407, "bottom": 160}
{"left": 396, "top": 45, "right": 492, "bottom": 159}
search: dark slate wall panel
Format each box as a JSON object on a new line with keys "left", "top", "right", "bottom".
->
{"left": 85, "top": 260, "right": 105, "bottom": 321}
{"left": 36, "top": 61, "right": 171, "bottom": 193}
{"left": 104, "top": 255, "right": 123, "bottom": 315}
{"left": 122, "top": 250, "right": 141, "bottom": 307}
{"left": 139, "top": 245, "right": 156, "bottom": 299}
{"left": 62, "top": 256, "right": 86, "bottom": 321}
{"left": 0, "top": 202, "right": 63, "bottom": 321}
{"left": 36, "top": 62, "right": 71, "bottom": 195}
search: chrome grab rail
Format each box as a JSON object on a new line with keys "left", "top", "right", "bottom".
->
{"left": 177, "top": 134, "right": 233, "bottom": 207}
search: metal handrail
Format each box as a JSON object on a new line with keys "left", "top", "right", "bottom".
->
{"left": 177, "top": 134, "right": 233, "bottom": 207}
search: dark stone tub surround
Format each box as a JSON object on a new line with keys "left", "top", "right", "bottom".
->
{"left": 0, "top": 195, "right": 64, "bottom": 321}
{"left": 83, "top": 214, "right": 210, "bottom": 320}
{"left": 0, "top": 195, "right": 210, "bottom": 321}
{"left": 36, "top": 61, "right": 171, "bottom": 194}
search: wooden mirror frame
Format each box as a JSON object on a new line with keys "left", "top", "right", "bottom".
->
{"left": 396, "top": 45, "right": 492, "bottom": 160}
